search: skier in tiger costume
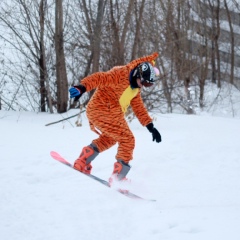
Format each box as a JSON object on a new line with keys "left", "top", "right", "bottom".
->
{"left": 69, "top": 52, "right": 161, "bottom": 184}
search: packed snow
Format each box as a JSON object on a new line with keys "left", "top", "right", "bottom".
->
{"left": 0, "top": 109, "right": 240, "bottom": 240}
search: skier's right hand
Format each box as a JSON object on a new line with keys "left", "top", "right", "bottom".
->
{"left": 69, "top": 85, "right": 86, "bottom": 101}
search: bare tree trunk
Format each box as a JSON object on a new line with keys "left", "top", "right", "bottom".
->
{"left": 81, "top": 0, "right": 94, "bottom": 78}
{"left": 159, "top": 56, "right": 172, "bottom": 112}
{"left": 109, "top": 0, "right": 120, "bottom": 64}
{"left": 208, "top": 0, "right": 222, "bottom": 87}
{"left": 39, "top": 0, "right": 53, "bottom": 113}
{"left": 199, "top": 56, "right": 210, "bottom": 108}
{"left": 224, "top": 0, "right": 235, "bottom": 85}
{"left": 55, "top": 0, "right": 68, "bottom": 113}
{"left": 215, "top": 0, "right": 221, "bottom": 88}
{"left": 119, "top": 0, "right": 134, "bottom": 63}
{"left": 208, "top": 0, "right": 216, "bottom": 84}
{"left": 89, "top": 0, "right": 105, "bottom": 100}
{"left": 131, "top": 0, "right": 145, "bottom": 60}
{"left": 110, "top": 0, "right": 134, "bottom": 65}
{"left": 39, "top": 0, "right": 47, "bottom": 112}
{"left": 79, "top": 0, "right": 106, "bottom": 103}
{"left": 92, "top": 0, "right": 105, "bottom": 73}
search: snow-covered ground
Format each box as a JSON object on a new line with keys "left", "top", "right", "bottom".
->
{"left": 0, "top": 109, "right": 240, "bottom": 240}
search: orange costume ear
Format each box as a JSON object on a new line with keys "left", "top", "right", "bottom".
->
{"left": 151, "top": 52, "right": 159, "bottom": 66}
{"left": 151, "top": 52, "right": 159, "bottom": 59}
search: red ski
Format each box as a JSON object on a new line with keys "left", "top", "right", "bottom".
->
{"left": 50, "top": 151, "right": 155, "bottom": 202}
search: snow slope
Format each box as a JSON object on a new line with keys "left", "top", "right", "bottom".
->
{"left": 0, "top": 110, "right": 240, "bottom": 240}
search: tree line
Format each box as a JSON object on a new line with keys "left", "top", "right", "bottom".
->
{"left": 0, "top": 0, "right": 239, "bottom": 114}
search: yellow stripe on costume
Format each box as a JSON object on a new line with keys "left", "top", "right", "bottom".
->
{"left": 119, "top": 86, "right": 139, "bottom": 113}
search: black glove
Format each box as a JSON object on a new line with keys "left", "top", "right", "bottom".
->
{"left": 69, "top": 85, "right": 86, "bottom": 102}
{"left": 146, "top": 123, "right": 162, "bottom": 143}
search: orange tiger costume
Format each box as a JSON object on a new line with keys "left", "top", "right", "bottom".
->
{"left": 69, "top": 52, "right": 161, "bottom": 182}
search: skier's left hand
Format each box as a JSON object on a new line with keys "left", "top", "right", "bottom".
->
{"left": 69, "top": 85, "right": 86, "bottom": 102}
{"left": 146, "top": 123, "right": 162, "bottom": 143}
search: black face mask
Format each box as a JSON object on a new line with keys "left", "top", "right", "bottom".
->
{"left": 130, "top": 67, "right": 154, "bottom": 88}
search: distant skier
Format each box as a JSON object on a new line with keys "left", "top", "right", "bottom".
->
{"left": 69, "top": 52, "right": 161, "bottom": 184}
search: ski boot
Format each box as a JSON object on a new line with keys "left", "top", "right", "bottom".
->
{"left": 73, "top": 143, "right": 99, "bottom": 174}
{"left": 109, "top": 160, "right": 131, "bottom": 193}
